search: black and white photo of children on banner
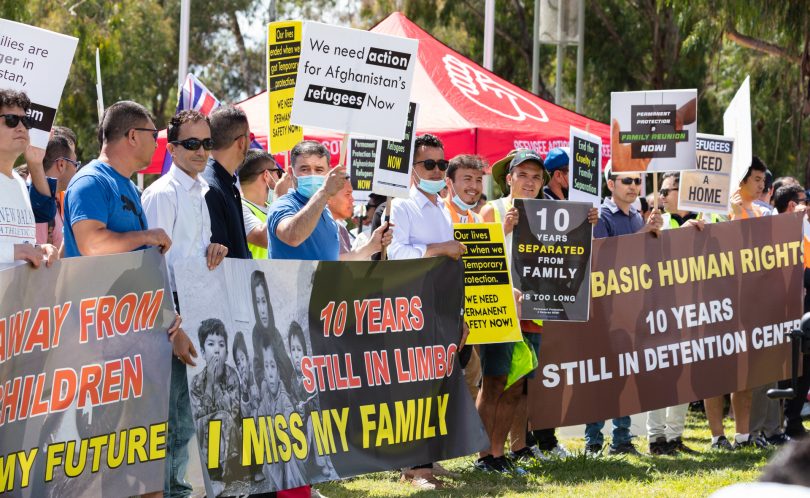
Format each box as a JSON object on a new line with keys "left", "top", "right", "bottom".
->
{"left": 177, "top": 259, "right": 337, "bottom": 497}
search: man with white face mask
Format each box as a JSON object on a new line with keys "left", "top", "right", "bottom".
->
{"left": 267, "top": 140, "right": 345, "bottom": 260}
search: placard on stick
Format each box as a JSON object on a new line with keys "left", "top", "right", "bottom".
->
{"left": 348, "top": 137, "right": 377, "bottom": 202}
{"left": 267, "top": 20, "right": 304, "bottom": 153}
{"left": 371, "top": 102, "right": 418, "bottom": 199}
{"left": 678, "top": 134, "right": 734, "bottom": 215}
{"left": 610, "top": 89, "right": 697, "bottom": 173}
{"left": 290, "top": 22, "right": 418, "bottom": 140}
{"left": 568, "top": 126, "right": 602, "bottom": 207}
{"left": 0, "top": 19, "right": 78, "bottom": 148}
{"left": 723, "top": 76, "right": 752, "bottom": 189}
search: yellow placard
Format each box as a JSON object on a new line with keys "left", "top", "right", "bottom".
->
{"left": 267, "top": 20, "right": 304, "bottom": 153}
{"left": 454, "top": 223, "right": 522, "bottom": 344}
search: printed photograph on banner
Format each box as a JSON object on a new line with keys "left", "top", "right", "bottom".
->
{"left": 267, "top": 20, "right": 303, "bottom": 153}
{"left": 529, "top": 214, "right": 803, "bottom": 429}
{"left": 371, "top": 102, "right": 418, "bottom": 198}
{"left": 348, "top": 137, "right": 378, "bottom": 202}
{"left": 0, "top": 249, "right": 175, "bottom": 498}
{"left": 568, "top": 126, "right": 603, "bottom": 207}
{"left": 290, "top": 21, "right": 418, "bottom": 139}
{"left": 512, "top": 199, "right": 593, "bottom": 321}
{"left": 454, "top": 223, "right": 522, "bottom": 344}
{"left": 678, "top": 134, "right": 734, "bottom": 215}
{"left": 175, "top": 257, "right": 487, "bottom": 495}
{"left": 0, "top": 19, "right": 78, "bottom": 148}
{"left": 610, "top": 89, "right": 697, "bottom": 173}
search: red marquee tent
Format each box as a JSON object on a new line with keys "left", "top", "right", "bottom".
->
{"left": 144, "top": 12, "right": 609, "bottom": 174}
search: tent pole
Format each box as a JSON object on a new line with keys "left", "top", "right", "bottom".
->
{"left": 555, "top": 0, "right": 565, "bottom": 104}
{"left": 483, "top": 0, "right": 495, "bottom": 70}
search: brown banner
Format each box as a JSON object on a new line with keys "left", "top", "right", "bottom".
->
{"left": 530, "top": 214, "right": 803, "bottom": 429}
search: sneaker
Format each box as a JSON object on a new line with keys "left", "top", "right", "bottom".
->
{"left": 474, "top": 455, "right": 509, "bottom": 474}
{"left": 608, "top": 442, "right": 640, "bottom": 455}
{"left": 498, "top": 456, "right": 528, "bottom": 476}
{"left": 710, "top": 436, "right": 734, "bottom": 451}
{"left": 733, "top": 434, "right": 768, "bottom": 450}
{"left": 785, "top": 425, "right": 807, "bottom": 439}
{"left": 649, "top": 437, "right": 674, "bottom": 456}
{"left": 509, "top": 445, "right": 548, "bottom": 463}
{"left": 669, "top": 437, "right": 699, "bottom": 455}
{"left": 585, "top": 444, "right": 603, "bottom": 455}
{"left": 765, "top": 432, "right": 790, "bottom": 446}
{"left": 542, "top": 443, "right": 572, "bottom": 459}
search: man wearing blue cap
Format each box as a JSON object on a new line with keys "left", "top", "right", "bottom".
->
{"left": 543, "top": 147, "right": 569, "bottom": 201}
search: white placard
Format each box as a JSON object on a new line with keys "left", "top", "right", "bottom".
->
{"left": 371, "top": 102, "right": 418, "bottom": 198}
{"left": 568, "top": 126, "right": 602, "bottom": 207}
{"left": 723, "top": 76, "right": 752, "bottom": 189}
{"left": 0, "top": 19, "right": 78, "bottom": 148}
{"left": 610, "top": 89, "right": 697, "bottom": 173}
{"left": 290, "top": 22, "right": 418, "bottom": 140}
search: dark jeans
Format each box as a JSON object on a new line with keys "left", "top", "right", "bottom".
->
{"left": 781, "top": 352, "right": 810, "bottom": 436}
{"left": 165, "top": 355, "right": 196, "bottom": 498}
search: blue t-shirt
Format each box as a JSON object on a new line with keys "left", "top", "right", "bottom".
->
{"left": 63, "top": 160, "right": 147, "bottom": 257}
{"left": 267, "top": 189, "right": 339, "bottom": 261}
{"left": 593, "top": 197, "right": 644, "bottom": 239}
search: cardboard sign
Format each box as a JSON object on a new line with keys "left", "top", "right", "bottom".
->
{"left": 267, "top": 20, "right": 304, "bottom": 153}
{"left": 454, "top": 223, "right": 522, "bottom": 344}
{"left": 723, "top": 76, "right": 752, "bottom": 189}
{"left": 371, "top": 102, "right": 418, "bottom": 198}
{"left": 678, "top": 134, "right": 734, "bottom": 215}
{"left": 0, "top": 19, "right": 78, "bottom": 148}
{"left": 290, "top": 22, "right": 418, "bottom": 139}
{"left": 512, "top": 199, "right": 593, "bottom": 321}
{"left": 568, "top": 126, "right": 602, "bottom": 207}
{"left": 610, "top": 89, "right": 697, "bottom": 173}
{"left": 348, "top": 137, "right": 377, "bottom": 202}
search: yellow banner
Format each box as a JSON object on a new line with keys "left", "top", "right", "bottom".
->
{"left": 267, "top": 20, "right": 303, "bottom": 153}
{"left": 454, "top": 223, "right": 522, "bottom": 344}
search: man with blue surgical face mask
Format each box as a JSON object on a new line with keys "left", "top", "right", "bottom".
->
{"left": 266, "top": 140, "right": 345, "bottom": 260}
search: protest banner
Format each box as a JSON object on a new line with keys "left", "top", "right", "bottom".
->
{"left": 0, "top": 249, "right": 175, "bottom": 498}
{"left": 348, "top": 137, "right": 378, "bottom": 202}
{"left": 371, "top": 102, "right": 418, "bottom": 198}
{"left": 568, "top": 126, "right": 602, "bottom": 207}
{"left": 453, "top": 223, "right": 522, "bottom": 344}
{"left": 512, "top": 199, "right": 592, "bottom": 321}
{"left": 267, "top": 20, "right": 304, "bottom": 153}
{"left": 290, "top": 21, "right": 418, "bottom": 140}
{"left": 610, "top": 89, "right": 697, "bottom": 173}
{"left": 529, "top": 214, "right": 802, "bottom": 429}
{"left": 175, "top": 257, "right": 488, "bottom": 495}
{"left": 724, "top": 76, "right": 752, "bottom": 188}
{"left": 678, "top": 134, "right": 734, "bottom": 215}
{"left": 0, "top": 19, "right": 78, "bottom": 148}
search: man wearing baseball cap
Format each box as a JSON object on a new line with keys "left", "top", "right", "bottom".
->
{"left": 542, "top": 147, "right": 570, "bottom": 201}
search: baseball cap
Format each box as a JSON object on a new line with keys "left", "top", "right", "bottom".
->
{"left": 509, "top": 149, "right": 544, "bottom": 172}
{"left": 544, "top": 147, "right": 570, "bottom": 172}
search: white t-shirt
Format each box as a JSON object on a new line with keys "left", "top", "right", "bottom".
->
{"left": 241, "top": 199, "right": 267, "bottom": 237}
{"left": 0, "top": 170, "right": 36, "bottom": 267}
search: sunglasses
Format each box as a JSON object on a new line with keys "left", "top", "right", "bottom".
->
{"left": 171, "top": 137, "right": 214, "bottom": 151}
{"left": 132, "top": 127, "right": 159, "bottom": 141}
{"left": 659, "top": 187, "right": 679, "bottom": 196}
{"left": 233, "top": 131, "right": 256, "bottom": 144}
{"left": 0, "top": 114, "right": 33, "bottom": 129}
{"left": 415, "top": 159, "right": 449, "bottom": 171}
{"left": 618, "top": 177, "right": 643, "bottom": 186}
{"left": 265, "top": 167, "right": 283, "bottom": 179}
{"left": 59, "top": 157, "right": 82, "bottom": 169}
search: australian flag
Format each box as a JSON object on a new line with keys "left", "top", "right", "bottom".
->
{"left": 160, "top": 74, "right": 221, "bottom": 174}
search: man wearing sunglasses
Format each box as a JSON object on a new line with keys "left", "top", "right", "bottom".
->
{"left": 238, "top": 149, "right": 288, "bottom": 259}
{"left": 28, "top": 133, "right": 79, "bottom": 248}
{"left": 0, "top": 89, "right": 57, "bottom": 269}
{"left": 203, "top": 105, "right": 252, "bottom": 260}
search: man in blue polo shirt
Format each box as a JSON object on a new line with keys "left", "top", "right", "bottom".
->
{"left": 586, "top": 163, "right": 661, "bottom": 455}
{"left": 267, "top": 140, "right": 346, "bottom": 261}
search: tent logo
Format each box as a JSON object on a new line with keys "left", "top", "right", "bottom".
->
{"left": 442, "top": 55, "right": 548, "bottom": 123}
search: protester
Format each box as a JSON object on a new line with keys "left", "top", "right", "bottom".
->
{"left": 388, "top": 133, "right": 468, "bottom": 489}
{"left": 753, "top": 167, "right": 776, "bottom": 215}
{"left": 587, "top": 163, "right": 662, "bottom": 455}
{"left": 203, "top": 105, "right": 252, "bottom": 259}
{"left": 705, "top": 158, "right": 769, "bottom": 450}
{"left": 141, "top": 109, "right": 229, "bottom": 497}
{"left": 238, "top": 149, "right": 285, "bottom": 259}
{"left": 326, "top": 180, "right": 392, "bottom": 259}
{"left": 29, "top": 133, "right": 78, "bottom": 247}
{"left": 0, "top": 89, "right": 57, "bottom": 269}
{"left": 351, "top": 193, "right": 385, "bottom": 250}
{"left": 62, "top": 100, "right": 184, "bottom": 498}
{"left": 543, "top": 147, "right": 569, "bottom": 200}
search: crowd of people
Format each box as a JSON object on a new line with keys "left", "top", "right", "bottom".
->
{"left": 1, "top": 86, "right": 809, "bottom": 498}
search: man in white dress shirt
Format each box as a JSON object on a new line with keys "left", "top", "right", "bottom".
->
{"left": 141, "top": 109, "right": 228, "bottom": 498}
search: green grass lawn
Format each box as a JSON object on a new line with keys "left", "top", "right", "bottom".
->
{"left": 317, "top": 411, "right": 777, "bottom": 497}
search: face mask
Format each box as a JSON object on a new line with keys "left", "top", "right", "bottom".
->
{"left": 449, "top": 184, "right": 477, "bottom": 211}
{"left": 294, "top": 174, "right": 325, "bottom": 199}
{"left": 414, "top": 171, "right": 446, "bottom": 195}
{"left": 265, "top": 189, "right": 275, "bottom": 206}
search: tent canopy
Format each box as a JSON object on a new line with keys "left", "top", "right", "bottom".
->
{"left": 144, "top": 12, "right": 609, "bottom": 174}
